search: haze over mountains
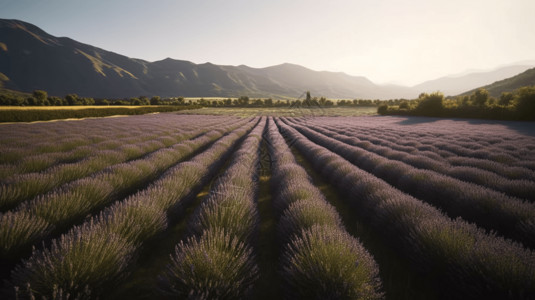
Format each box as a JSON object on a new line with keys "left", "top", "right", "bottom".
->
{"left": 0, "top": 19, "right": 533, "bottom": 100}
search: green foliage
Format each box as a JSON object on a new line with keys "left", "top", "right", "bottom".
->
{"left": 416, "top": 92, "right": 444, "bottom": 115}
{"left": 381, "top": 86, "right": 535, "bottom": 121}
{"left": 471, "top": 88, "right": 490, "bottom": 106}
{"left": 399, "top": 101, "right": 410, "bottom": 109}
{"left": 377, "top": 104, "right": 388, "bottom": 115}
{"left": 238, "top": 96, "right": 250, "bottom": 105}
{"left": 32, "top": 90, "right": 47, "bottom": 101}
{"left": 65, "top": 94, "right": 80, "bottom": 106}
{"left": 514, "top": 86, "right": 535, "bottom": 120}
{"left": 499, "top": 92, "right": 514, "bottom": 106}
{"left": 150, "top": 96, "right": 161, "bottom": 105}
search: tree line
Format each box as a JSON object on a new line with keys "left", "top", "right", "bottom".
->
{"left": 378, "top": 86, "right": 535, "bottom": 121}
{"left": 0, "top": 90, "right": 406, "bottom": 108}
{"left": 0, "top": 91, "right": 185, "bottom": 106}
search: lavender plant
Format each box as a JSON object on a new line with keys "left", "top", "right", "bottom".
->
{"left": 8, "top": 119, "right": 258, "bottom": 298}
{"left": 267, "top": 118, "right": 383, "bottom": 299}
{"left": 159, "top": 228, "right": 259, "bottom": 299}
{"left": 283, "top": 225, "right": 383, "bottom": 300}
{"left": 277, "top": 118, "right": 535, "bottom": 299}
{"left": 284, "top": 118, "right": 535, "bottom": 248}
{"left": 0, "top": 118, "right": 252, "bottom": 263}
{"left": 159, "top": 119, "right": 264, "bottom": 298}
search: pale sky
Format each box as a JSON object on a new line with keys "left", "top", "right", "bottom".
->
{"left": 1, "top": 0, "right": 534, "bottom": 86}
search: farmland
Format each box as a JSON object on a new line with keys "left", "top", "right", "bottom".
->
{"left": 1, "top": 112, "right": 534, "bottom": 299}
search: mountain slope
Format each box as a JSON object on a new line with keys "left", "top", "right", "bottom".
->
{"left": 0, "top": 19, "right": 532, "bottom": 100}
{"left": 460, "top": 67, "right": 535, "bottom": 97}
{"left": 413, "top": 65, "right": 535, "bottom": 96}
{"left": 0, "top": 19, "right": 419, "bottom": 99}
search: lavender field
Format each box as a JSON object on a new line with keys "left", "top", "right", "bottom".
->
{"left": 1, "top": 113, "right": 534, "bottom": 299}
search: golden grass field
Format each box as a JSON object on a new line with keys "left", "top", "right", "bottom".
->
{"left": 0, "top": 106, "right": 147, "bottom": 110}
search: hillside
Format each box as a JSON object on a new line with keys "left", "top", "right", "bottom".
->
{"left": 414, "top": 65, "right": 534, "bottom": 96}
{"left": 460, "top": 67, "right": 535, "bottom": 97}
{"left": 0, "top": 19, "right": 416, "bottom": 100}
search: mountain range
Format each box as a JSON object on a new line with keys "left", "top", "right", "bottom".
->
{"left": 460, "top": 67, "right": 535, "bottom": 97}
{"left": 0, "top": 19, "right": 533, "bottom": 100}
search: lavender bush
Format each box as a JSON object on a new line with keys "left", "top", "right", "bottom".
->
{"left": 159, "top": 119, "right": 264, "bottom": 298}
{"left": 267, "top": 117, "right": 383, "bottom": 299}
{"left": 277, "top": 118, "right": 535, "bottom": 299}
{"left": 7, "top": 119, "right": 257, "bottom": 298}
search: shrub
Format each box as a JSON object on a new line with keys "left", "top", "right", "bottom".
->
{"left": 282, "top": 225, "right": 383, "bottom": 300}
{"left": 377, "top": 104, "right": 388, "bottom": 115}
{"left": 158, "top": 229, "right": 259, "bottom": 299}
{"left": 190, "top": 183, "right": 258, "bottom": 242}
{"left": 278, "top": 199, "right": 343, "bottom": 243}
{"left": 416, "top": 92, "right": 444, "bottom": 116}
{"left": 0, "top": 212, "right": 53, "bottom": 259}
{"left": 10, "top": 224, "right": 135, "bottom": 299}
{"left": 515, "top": 86, "right": 535, "bottom": 120}
{"left": 277, "top": 119, "right": 535, "bottom": 298}
{"left": 98, "top": 199, "right": 168, "bottom": 245}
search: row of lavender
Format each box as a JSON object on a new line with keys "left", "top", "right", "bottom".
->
{"left": 157, "top": 117, "right": 384, "bottom": 298}
{"left": 324, "top": 116, "right": 535, "bottom": 161}
{"left": 276, "top": 118, "right": 535, "bottom": 298}
{"left": 305, "top": 116, "right": 535, "bottom": 172}
{"left": 3, "top": 115, "right": 385, "bottom": 299}
{"left": 308, "top": 122, "right": 535, "bottom": 200}
{"left": 7, "top": 118, "right": 259, "bottom": 299}
{"left": 337, "top": 121, "right": 535, "bottom": 175}
{"left": 266, "top": 118, "right": 383, "bottom": 299}
{"left": 286, "top": 117, "right": 535, "bottom": 249}
{"left": 0, "top": 116, "right": 249, "bottom": 270}
{"left": 0, "top": 115, "right": 232, "bottom": 209}
{"left": 158, "top": 118, "right": 266, "bottom": 298}
{"left": 0, "top": 114, "right": 228, "bottom": 176}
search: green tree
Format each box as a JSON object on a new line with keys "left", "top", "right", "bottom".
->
{"left": 26, "top": 97, "right": 37, "bottom": 106}
{"left": 150, "top": 96, "right": 161, "bottom": 105}
{"left": 80, "top": 97, "right": 94, "bottom": 105}
{"left": 499, "top": 92, "right": 514, "bottom": 106}
{"left": 65, "top": 94, "right": 80, "bottom": 106}
{"left": 48, "top": 96, "right": 63, "bottom": 106}
{"left": 399, "top": 101, "right": 410, "bottom": 109}
{"left": 33, "top": 90, "right": 48, "bottom": 102}
{"left": 130, "top": 98, "right": 142, "bottom": 105}
{"left": 238, "top": 96, "right": 249, "bottom": 106}
{"left": 471, "top": 88, "right": 489, "bottom": 106}
{"left": 416, "top": 92, "right": 444, "bottom": 115}
{"left": 514, "top": 86, "right": 535, "bottom": 120}
{"left": 139, "top": 96, "right": 150, "bottom": 105}
{"left": 377, "top": 104, "right": 388, "bottom": 114}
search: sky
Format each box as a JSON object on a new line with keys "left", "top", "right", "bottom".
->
{"left": 1, "top": 0, "right": 534, "bottom": 86}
